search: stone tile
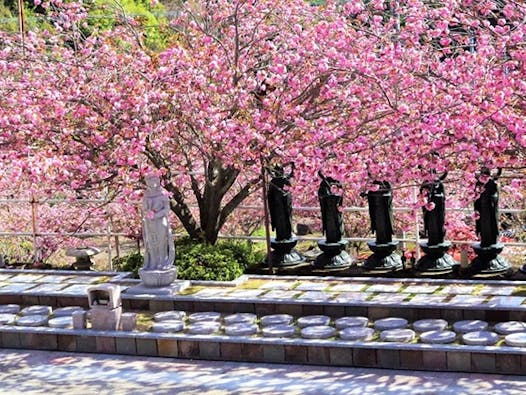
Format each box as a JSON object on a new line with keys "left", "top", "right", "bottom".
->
{"left": 20, "top": 333, "right": 58, "bottom": 350}
{"left": 157, "top": 339, "right": 178, "bottom": 357}
{"left": 96, "top": 337, "right": 116, "bottom": 353}
{"left": 329, "top": 347, "right": 353, "bottom": 366}
{"left": 57, "top": 335, "right": 77, "bottom": 352}
{"left": 407, "top": 294, "right": 448, "bottom": 305}
{"left": 439, "top": 285, "right": 476, "bottom": 295}
{"left": 329, "top": 283, "right": 367, "bottom": 292}
{"left": 262, "top": 290, "right": 300, "bottom": 300}
{"left": 370, "top": 293, "right": 408, "bottom": 304}
{"left": 332, "top": 292, "right": 369, "bottom": 303}
{"left": 116, "top": 337, "right": 137, "bottom": 355}
{"left": 401, "top": 285, "right": 440, "bottom": 294}
{"left": 295, "top": 282, "right": 328, "bottom": 291}
{"left": 353, "top": 348, "right": 377, "bottom": 367}
{"left": 447, "top": 352, "right": 471, "bottom": 372}
{"left": 259, "top": 281, "right": 294, "bottom": 290}
{"left": 377, "top": 349, "right": 400, "bottom": 369}
{"left": 178, "top": 340, "right": 199, "bottom": 359}
{"left": 471, "top": 353, "right": 496, "bottom": 373}
{"left": 308, "top": 347, "right": 331, "bottom": 365}
{"left": 400, "top": 350, "right": 423, "bottom": 370}
{"left": 199, "top": 341, "right": 220, "bottom": 359}
{"left": 136, "top": 338, "right": 158, "bottom": 357}
{"left": 297, "top": 291, "right": 331, "bottom": 301}
{"left": 0, "top": 283, "right": 37, "bottom": 293}
{"left": 193, "top": 288, "right": 231, "bottom": 298}
{"left": 228, "top": 289, "right": 265, "bottom": 298}
{"left": 2, "top": 332, "right": 20, "bottom": 348}
{"left": 365, "top": 284, "right": 402, "bottom": 293}
{"left": 8, "top": 274, "right": 45, "bottom": 283}
{"left": 448, "top": 295, "right": 487, "bottom": 306}
{"left": 27, "top": 283, "right": 69, "bottom": 293}
{"left": 495, "top": 353, "right": 522, "bottom": 374}
{"left": 242, "top": 343, "right": 264, "bottom": 362}
{"left": 220, "top": 342, "right": 242, "bottom": 361}
{"left": 64, "top": 276, "right": 108, "bottom": 284}
{"left": 60, "top": 284, "right": 91, "bottom": 295}
{"left": 263, "top": 345, "right": 285, "bottom": 363}
{"left": 423, "top": 351, "right": 447, "bottom": 370}
{"left": 486, "top": 296, "right": 526, "bottom": 308}
{"left": 285, "top": 345, "right": 308, "bottom": 364}
{"left": 39, "top": 275, "right": 74, "bottom": 283}
{"left": 76, "top": 335, "right": 96, "bottom": 353}
{"left": 0, "top": 274, "right": 14, "bottom": 281}
{"left": 478, "top": 286, "right": 517, "bottom": 296}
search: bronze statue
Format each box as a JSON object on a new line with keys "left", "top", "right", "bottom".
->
{"left": 366, "top": 180, "right": 394, "bottom": 245}
{"left": 421, "top": 172, "right": 447, "bottom": 246}
{"left": 318, "top": 171, "right": 344, "bottom": 243}
{"left": 474, "top": 167, "right": 502, "bottom": 247}
{"left": 267, "top": 163, "right": 295, "bottom": 241}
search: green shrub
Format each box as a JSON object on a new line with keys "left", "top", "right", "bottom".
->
{"left": 112, "top": 251, "right": 142, "bottom": 278}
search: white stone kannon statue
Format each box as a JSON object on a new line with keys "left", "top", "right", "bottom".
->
{"left": 140, "top": 174, "right": 176, "bottom": 287}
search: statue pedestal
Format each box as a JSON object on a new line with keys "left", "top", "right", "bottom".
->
{"left": 125, "top": 267, "right": 189, "bottom": 296}
{"left": 267, "top": 237, "right": 305, "bottom": 267}
{"left": 314, "top": 239, "right": 353, "bottom": 269}
{"left": 364, "top": 241, "right": 402, "bottom": 271}
{"left": 416, "top": 241, "right": 457, "bottom": 273}
{"left": 470, "top": 243, "right": 510, "bottom": 274}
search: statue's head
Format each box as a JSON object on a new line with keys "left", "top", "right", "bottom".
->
{"left": 144, "top": 174, "right": 161, "bottom": 189}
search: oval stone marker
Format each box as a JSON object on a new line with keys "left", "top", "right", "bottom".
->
{"left": 48, "top": 316, "right": 73, "bottom": 329}
{"left": 224, "top": 313, "right": 257, "bottom": 325}
{"left": 16, "top": 315, "right": 49, "bottom": 327}
{"left": 453, "top": 320, "right": 488, "bottom": 334}
{"left": 0, "top": 304, "right": 20, "bottom": 314}
{"left": 0, "top": 313, "right": 16, "bottom": 325}
{"left": 380, "top": 329, "right": 415, "bottom": 342}
{"left": 53, "top": 306, "right": 85, "bottom": 317}
{"left": 413, "top": 319, "right": 448, "bottom": 333}
{"left": 505, "top": 332, "right": 526, "bottom": 347}
{"left": 224, "top": 323, "right": 259, "bottom": 336}
{"left": 339, "top": 327, "right": 375, "bottom": 341}
{"left": 374, "top": 317, "right": 408, "bottom": 331}
{"left": 188, "top": 312, "right": 222, "bottom": 323}
{"left": 334, "top": 316, "right": 369, "bottom": 330}
{"left": 151, "top": 320, "right": 185, "bottom": 333}
{"left": 297, "top": 315, "right": 331, "bottom": 328}
{"left": 262, "top": 324, "right": 296, "bottom": 338}
{"left": 462, "top": 331, "right": 499, "bottom": 346}
{"left": 20, "top": 305, "right": 52, "bottom": 317}
{"left": 494, "top": 321, "right": 526, "bottom": 335}
{"left": 420, "top": 330, "right": 457, "bottom": 344}
{"left": 260, "top": 314, "right": 293, "bottom": 327}
{"left": 301, "top": 325, "right": 336, "bottom": 339}
{"left": 187, "top": 322, "right": 221, "bottom": 335}
{"left": 154, "top": 311, "right": 187, "bottom": 322}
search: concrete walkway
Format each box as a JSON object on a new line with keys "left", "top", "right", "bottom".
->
{"left": 0, "top": 349, "right": 525, "bottom": 395}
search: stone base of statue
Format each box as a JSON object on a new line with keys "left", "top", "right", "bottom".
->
{"left": 314, "top": 239, "right": 353, "bottom": 269}
{"left": 364, "top": 241, "right": 403, "bottom": 271}
{"left": 470, "top": 243, "right": 510, "bottom": 274}
{"left": 267, "top": 237, "right": 305, "bottom": 267}
{"left": 126, "top": 267, "right": 189, "bottom": 296}
{"left": 416, "top": 241, "right": 457, "bottom": 273}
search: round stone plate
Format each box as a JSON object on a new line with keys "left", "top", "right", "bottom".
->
{"left": 262, "top": 324, "right": 296, "bottom": 338}
{"left": 0, "top": 304, "right": 20, "bottom": 314}
{"left": 16, "top": 315, "right": 49, "bottom": 327}
{"left": 462, "top": 331, "right": 499, "bottom": 346}
{"left": 339, "top": 327, "right": 375, "bottom": 341}
{"left": 49, "top": 316, "right": 73, "bottom": 329}
{"left": 260, "top": 314, "right": 294, "bottom": 327}
{"left": 301, "top": 325, "right": 336, "bottom": 339}
{"left": 224, "top": 313, "right": 257, "bottom": 325}
{"left": 154, "top": 311, "right": 187, "bottom": 322}
{"left": 334, "top": 316, "right": 369, "bottom": 330}
{"left": 224, "top": 323, "right": 259, "bottom": 336}
{"left": 20, "top": 305, "right": 52, "bottom": 317}
{"left": 186, "top": 322, "right": 221, "bottom": 335}
{"left": 297, "top": 315, "right": 331, "bottom": 328}
{"left": 374, "top": 317, "right": 408, "bottom": 331}
{"left": 188, "top": 312, "right": 222, "bottom": 323}
{"left": 53, "top": 306, "right": 85, "bottom": 317}
{"left": 0, "top": 313, "right": 16, "bottom": 325}
{"left": 152, "top": 320, "right": 185, "bottom": 333}
{"left": 494, "top": 321, "right": 526, "bottom": 335}
{"left": 453, "top": 320, "right": 488, "bottom": 334}
{"left": 420, "top": 330, "right": 456, "bottom": 344}
{"left": 413, "top": 319, "right": 448, "bottom": 333}
{"left": 380, "top": 329, "right": 415, "bottom": 343}
{"left": 505, "top": 332, "right": 526, "bottom": 347}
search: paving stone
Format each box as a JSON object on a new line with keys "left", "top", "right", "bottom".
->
{"left": 504, "top": 332, "right": 526, "bottom": 347}
{"left": 477, "top": 286, "right": 517, "bottom": 296}
{"left": 329, "top": 283, "right": 368, "bottom": 292}
{"left": 453, "top": 320, "right": 488, "bottom": 334}
{"left": 420, "top": 330, "right": 457, "bottom": 344}
{"left": 262, "top": 324, "right": 296, "bottom": 338}
{"left": 259, "top": 281, "right": 293, "bottom": 290}
{"left": 448, "top": 295, "right": 487, "bottom": 306}
{"left": 297, "top": 315, "right": 331, "bottom": 328}
{"left": 188, "top": 312, "right": 222, "bottom": 323}
{"left": 486, "top": 296, "right": 526, "bottom": 308}
{"left": 0, "top": 313, "right": 16, "bottom": 325}
{"left": 16, "top": 315, "right": 49, "bottom": 327}
{"left": 20, "top": 305, "right": 52, "bottom": 316}
{"left": 462, "top": 331, "right": 499, "bottom": 346}
{"left": 380, "top": 329, "right": 416, "bottom": 343}
{"left": 374, "top": 317, "right": 408, "bottom": 330}
{"left": 0, "top": 274, "right": 14, "bottom": 281}
{"left": 53, "top": 306, "right": 85, "bottom": 317}
{"left": 413, "top": 319, "right": 448, "bottom": 332}
{"left": 339, "top": 327, "right": 375, "bottom": 341}
{"left": 64, "top": 276, "right": 107, "bottom": 284}
{"left": 494, "top": 321, "right": 526, "bottom": 335}
{"left": 48, "top": 316, "right": 73, "bottom": 329}
{"left": 8, "top": 274, "right": 45, "bottom": 283}
{"left": 407, "top": 294, "right": 448, "bottom": 305}
{"left": 224, "top": 323, "right": 259, "bottom": 336}
{"left": 154, "top": 311, "right": 187, "bottom": 322}
{"left": 332, "top": 292, "right": 370, "bottom": 303}
{"left": 260, "top": 314, "right": 294, "bottom": 327}
{"left": 0, "top": 283, "right": 37, "bottom": 293}
{"left": 227, "top": 290, "right": 265, "bottom": 298}
{"left": 224, "top": 313, "right": 257, "bottom": 325}
{"left": 366, "top": 284, "right": 403, "bottom": 293}
{"left": 295, "top": 282, "right": 328, "bottom": 291}
{"left": 439, "top": 285, "right": 477, "bottom": 295}
{"left": 39, "top": 275, "right": 74, "bottom": 283}
{"left": 0, "top": 304, "right": 20, "bottom": 314}
{"left": 60, "top": 284, "right": 91, "bottom": 295}
{"left": 28, "top": 283, "right": 69, "bottom": 293}
{"left": 301, "top": 325, "right": 336, "bottom": 339}
{"left": 262, "top": 290, "right": 300, "bottom": 299}
{"left": 151, "top": 320, "right": 185, "bottom": 333}
{"left": 297, "top": 291, "right": 331, "bottom": 301}
{"left": 370, "top": 293, "right": 408, "bottom": 304}
{"left": 334, "top": 316, "right": 369, "bottom": 329}
{"left": 401, "top": 285, "right": 439, "bottom": 294}
{"left": 192, "top": 289, "right": 230, "bottom": 298}
{"left": 186, "top": 322, "right": 221, "bottom": 335}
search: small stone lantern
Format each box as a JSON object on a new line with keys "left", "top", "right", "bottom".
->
{"left": 87, "top": 284, "right": 122, "bottom": 330}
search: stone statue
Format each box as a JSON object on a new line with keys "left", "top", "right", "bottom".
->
{"left": 366, "top": 180, "right": 394, "bottom": 245}
{"left": 421, "top": 172, "right": 447, "bottom": 246}
{"left": 267, "top": 163, "right": 295, "bottom": 241}
{"left": 142, "top": 174, "right": 175, "bottom": 270}
{"left": 474, "top": 167, "right": 502, "bottom": 247}
{"left": 318, "top": 171, "right": 344, "bottom": 243}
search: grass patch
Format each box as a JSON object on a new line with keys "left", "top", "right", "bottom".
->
{"left": 237, "top": 279, "right": 270, "bottom": 289}
{"left": 177, "top": 286, "right": 205, "bottom": 295}
{"left": 136, "top": 311, "right": 154, "bottom": 332}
